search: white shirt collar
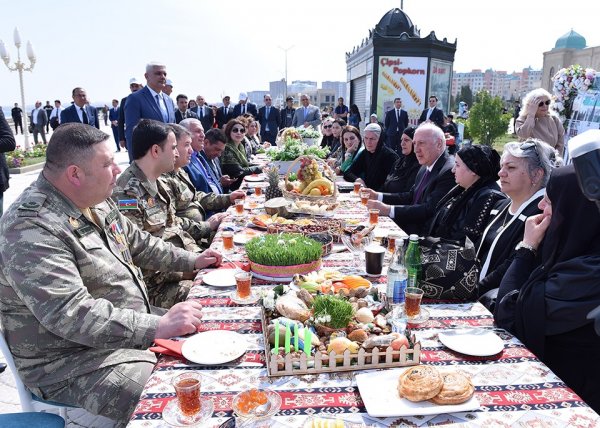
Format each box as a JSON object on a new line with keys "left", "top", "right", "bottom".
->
{"left": 426, "top": 151, "right": 445, "bottom": 172}
{"left": 147, "top": 86, "right": 162, "bottom": 99}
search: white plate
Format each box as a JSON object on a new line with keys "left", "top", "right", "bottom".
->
{"left": 202, "top": 269, "right": 237, "bottom": 287}
{"left": 233, "top": 232, "right": 259, "bottom": 245}
{"left": 182, "top": 330, "right": 248, "bottom": 365}
{"left": 438, "top": 328, "right": 504, "bottom": 357}
{"left": 162, "top": 398, "right": 214, "bottom": 427}
{"left": 355, "top": 368, "right": 480, "bottom": 417}
{"left": 245, "top": 174, "right": 266, "bottom": 182}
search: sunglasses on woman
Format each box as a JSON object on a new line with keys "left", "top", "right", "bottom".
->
{"left": 232, "top": 127, "right": 245, "bottom": 133}
{"left": 538, "top": 100, "right": 551, "bottom": 107}
{"left": 323, "top": 125, "right": 333, "bottom": 129}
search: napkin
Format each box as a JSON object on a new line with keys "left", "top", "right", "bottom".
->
{"left": 149, "top": 339, "right": 184, "bottom": 358}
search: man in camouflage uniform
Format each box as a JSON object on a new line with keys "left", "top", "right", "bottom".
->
{"left": 0, "top": 123, "right": 222, "bottom": 425}
{"left": 160, "top": 124, "right": 244, "bottom": 229}
{"left": 112, "top": 119, "right": 215, "bottom": 308}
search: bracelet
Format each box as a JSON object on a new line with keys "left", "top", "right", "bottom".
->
{"left": 515, "top": 241, "right": 536, "bottom": 254}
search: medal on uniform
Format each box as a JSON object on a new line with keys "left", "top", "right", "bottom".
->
{"left": 147, "top": 197, "right": 156, "bottom": 208}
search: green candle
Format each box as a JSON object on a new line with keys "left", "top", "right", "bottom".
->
{"left": 284, "top": 323, "right": 291, "bottom": 354}
{"left": 294, "top": 324, "right": 299, "bottom": 351}
{"left": 304, "top": 328, "right": 311, "bottom": 356}
{"left": 273, "top": 320, "right": 279, "bottom": 354}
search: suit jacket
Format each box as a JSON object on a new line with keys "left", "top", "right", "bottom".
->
{"left": 418, "top": 107, "right": 445, "bottom": 128}
{"left": 124, "top": 86, "right": 176, "bottom": 145}
{"left": 233, "top": 102, "right": 258, "bottom": 118}
{"left": 0, "top": 110, "right": 17, "bottom": 193}
{"left": 280, "top": 107, "right": 296, "bottom": 128}
{"left": 216, "top": 105, "right": 234, "bottom": 128}
{"left": 258, "top": 106, "right": 281, "bottom": 142}
{"left": 60, "top": 104, "right": 99, "bottom": 128}
{"left": 118, "top": 95, "right": 129, "bottom": 143}
{"left": 109, "top": 107, "right": 119, "bottom": 127}
{"left": 175, "top": 109, "right": 198, "bottom": 124}
{"left": 384, "top": 108, "right": 408, "bottom": 136}
{"left": 291, "top": 105, "right": 322, "bottom": 128}
{"left": 382, "top": 151, "right": 455, "bottom": 235}
{"left": 194, "top": 105, "right": 214, "bottom": 130}
{"left": 32, "top": 109, "right": 48, "bottom": 127}
{"left": 184, "top": 151, "right": 212, "bottom": 194}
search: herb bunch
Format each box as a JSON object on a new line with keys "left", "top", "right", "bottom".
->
{"left": 312, "top": 295, "right": 354, "bottom": 329}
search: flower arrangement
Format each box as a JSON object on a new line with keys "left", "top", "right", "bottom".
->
{"left": 297, "top": 126, "right": 321, "bottom": 139}
{"left": 552, "top": 65, "right": 597, "bottom": 123}
{"left": 5, "top": 144, "right": 47, "bottom": 168}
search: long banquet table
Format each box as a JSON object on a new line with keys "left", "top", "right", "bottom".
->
{"left": 127, "top": 185, "right": 600, "bottom": 427}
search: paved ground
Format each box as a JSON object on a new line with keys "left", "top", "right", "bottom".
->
{"left": 0, "top": 125, "right": 130, "bottom": 427}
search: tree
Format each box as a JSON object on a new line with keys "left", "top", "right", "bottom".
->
{"left": 458, "top": 85, "right": 473, "bottom": 109}
{"left": 467, "top": 90, "right": 511, "bottom": 146}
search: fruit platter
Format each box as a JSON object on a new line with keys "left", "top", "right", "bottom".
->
{"left": 282, "top": 156, "right": 338, "bottom": 203}
{"left": 260, "top": 270, "right": 421, "bottom": 377}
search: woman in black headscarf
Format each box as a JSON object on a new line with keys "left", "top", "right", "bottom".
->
{"left": 495, "top": 164, "right": 600, "bottom": 412}
{"left": 343, "top": 123, "right": 398, "bottom": 192}
{"left": 428, "top": 144, "right": 506, "bottom": 243}
{"left": 382, "top": 126, "right": 420, "bottom": 193}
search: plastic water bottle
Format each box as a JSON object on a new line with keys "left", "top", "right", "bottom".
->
{"left": 405, "top": 234, "right": 422, "bottom": 288}
{"left": 386, "top": 239, "right": 407, "bottom": 309}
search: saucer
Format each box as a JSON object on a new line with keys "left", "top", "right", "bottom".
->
{"left": 162, "top": 398, "right": 214, "bottom": 427}
{"left": 405, "top": 307, "right": 430, "bottom": 325}
{"left": 230, "top": 291, "right": 260, "bottom": 305}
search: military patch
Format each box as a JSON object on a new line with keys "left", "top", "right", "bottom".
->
{"left": 146, "top": 205, "right": 162, "bottom": 215}
{"left": 75, "top": 224, "right": 95, "bottom": 237}
{"left": 147, "top": 197, "right": 156, "bottom": 208}
{"left": 118, "top": 199, "right": 138, "bottom": 210}
{"left": 68, "top": 217, "right": 81, "bottom": 228}
{"left": 19, "top": 201, "right": 42, "bottom": 211}
{"left": 105, "top": 210, "right": 119, "bottom": 224}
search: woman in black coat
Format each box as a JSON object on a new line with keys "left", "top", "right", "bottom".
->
{"left": 382, "top": 126, "right": 420, "bottom": 194}
{"left": 495, "top": 164, "right": 600, "bottom": 413}
{"left": 428, "top": 144, "right": 506, "bottom": 244}
{"left": 343, "top": 123, "right": 398, "bottom": 192}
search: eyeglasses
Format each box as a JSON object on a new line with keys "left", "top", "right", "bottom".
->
{"left": 323, "top": 125, "right": 332, "bottom": 129}
{"left": 232, "top": 127, "right": 245, "bottom": 133}
{"left": 538, "top": 100, "right": 551, "bottom": 107}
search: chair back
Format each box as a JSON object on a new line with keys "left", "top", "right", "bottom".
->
{"left": 0, "top": 325, "right": 35, "bottom": 411}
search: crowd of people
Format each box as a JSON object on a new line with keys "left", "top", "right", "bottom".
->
{"left": 0, "top": 61, "right": 599, "bottom": 425}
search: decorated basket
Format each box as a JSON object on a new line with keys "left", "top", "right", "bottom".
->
{"left": 250, "top": 259, "right": 322, "bottom": 279}
{"left": 281, "top": 156, "right": 338, "bottom": 204}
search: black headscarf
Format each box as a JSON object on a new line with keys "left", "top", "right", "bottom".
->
{"left": 457, "top": 145, "right": 501, "bottom": 181}
{"left": 362, "top": 126, "right": 396, "bottom": 189}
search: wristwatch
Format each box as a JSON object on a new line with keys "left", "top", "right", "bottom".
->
{"left": 515, "top": 241, "right": 536, "bottom": 254}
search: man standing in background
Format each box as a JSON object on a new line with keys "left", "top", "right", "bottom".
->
{"left": 216, "top": 95, "right": 233, "bottom": 128}
{"left": 384, "top": 98, "right": 408, "bottom": 155}
{"left": 49, "top": 100, "right": 62, "bottom": 131}
{"left": 11, "top": 103, "right": 23, "bottom": 135}
{"left": 109, "top": 99, "right": 120, "bottom": 152}
{"left": 193, "top": 95, "right": 214, "bottom": 131}
{"left": 43, "top": 101, "right": 54, "bottom": 133}
{"left": 60, "top": 87, "right": 100, "bottom": 129}
{"left": 31, "top": 101, "right": 48, "bottom": 144}
{"left": 334, "top": 97, "right": 348, "bottom": 121}
{"left": 280, "top": 96, "right": 295, "bottom": 128}
{"left": 118, "top": 77, "right": 143, "bottom": 151}
{"left": 258, "top": 94, "right": 280, "bottom": 145}
{"left": 233, "top": 92, "right": 258, "bottom": 119}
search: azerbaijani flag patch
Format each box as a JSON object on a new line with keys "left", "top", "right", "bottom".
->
{"left": 118, "top": 199, "right": 138, "bottom": 210}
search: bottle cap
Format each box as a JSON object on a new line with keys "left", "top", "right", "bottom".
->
{"left": 409, "top": 234, "right": 419, "bottom": 241}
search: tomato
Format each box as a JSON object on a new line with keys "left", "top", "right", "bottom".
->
{"left": 241, "top": 263, "right": 251, "bottom": 272}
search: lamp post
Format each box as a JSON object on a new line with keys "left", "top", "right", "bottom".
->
{"left": 0, "top": 28, "right": 36, "bottom": 151}
{"left": 278, "top": 45, "right": 294, "bottom": 101}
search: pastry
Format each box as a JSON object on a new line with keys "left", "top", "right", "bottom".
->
{"left": 430, "top": 372, "right": 474, "bottom": 405}
{"left": 397, "top": 365, "right": 443, "bottom": 402}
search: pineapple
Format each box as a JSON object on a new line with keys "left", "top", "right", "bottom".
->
{"left": 265, "top": 166, "right": 283, "bottom": 200}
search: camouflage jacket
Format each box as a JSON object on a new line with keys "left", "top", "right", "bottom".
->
{"left": 112, "top": 161, "right": 200, "bottom": 250}
{"left": 0, "top": 174, "right": 197, "bottom": 388}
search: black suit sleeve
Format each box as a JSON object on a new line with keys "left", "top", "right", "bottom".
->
{"left": 401, "top": 111, "right": 409, "bottom": 129}
{"left": 0, "top": 111, "right": 17, "bottom": 153}
{"left": 118, "top": 98, "right": 127, "bottom": 142}
{"left": 392, "top": 167, "right": 456, "bottom": 225}
{"left": 384, "top": 111, "right": 391, "bottom": 130}
{"left": 92, "top": 107, "right": 100, "bottom": 129}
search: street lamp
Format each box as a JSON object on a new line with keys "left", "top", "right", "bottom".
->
{"left": 278, "top": 45, "right": 294, "bottom": 101}
{"left": 0, "top": 27, "right": 36, "bottom": 151}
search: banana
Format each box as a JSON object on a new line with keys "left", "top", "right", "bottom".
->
{"left": 302, "top": 178, "right": 333, "bottom": 195}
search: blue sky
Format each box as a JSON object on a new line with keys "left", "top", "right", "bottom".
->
{"left": 1, "top": 0, "right": 599, "bottom": 109}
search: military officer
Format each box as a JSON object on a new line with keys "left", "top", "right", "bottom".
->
{"left": 112, "top": 119, "right": 214, "bottom": 308}
{"left": 0, "top": 123, "right": 222, "bottom": 424}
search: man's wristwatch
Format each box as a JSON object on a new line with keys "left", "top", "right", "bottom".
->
{"left": 515, "top": 241, "right": 536, "bottom": 254}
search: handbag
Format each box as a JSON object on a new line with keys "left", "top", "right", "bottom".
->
{"left": 418, "top": 236, "right": 480, "bottom": 301}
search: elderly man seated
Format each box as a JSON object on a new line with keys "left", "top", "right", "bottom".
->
{"left": 0, "top": 124, "right": 221, "bottom": 425}
{"left": 366, "top": 123, "right": 455, "bottom": 235}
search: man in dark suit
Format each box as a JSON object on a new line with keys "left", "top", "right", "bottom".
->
{"left": 31, "top": 101, "right": 48, "bottom": 144}
{"left": 384, "top": 98, "right": 409, "bottom": 155}
{"left": 43, "top": 101, "right": 54, "bottom": 133}
{"left": 280, "top": 96, "right": 295, "bottom": 128}
{"left": 257, "top": 94, "right": 280, "bottom": 145}
{"left": 118, "top": 78, "right": 143, "bottom": 150}
{"left": 175, "top": 94, "right": 198, "bottom": 124}
{"left": 367, "top": 123, "right": 455, "bottom": 235}
{"left": 216, "top": 96, "right": 234, "bottom": 128}
{"left": 124, "top": 62, "right": 176, "bottom": 159}
{"left": 60, "top": 88, "right": 100, "bottom": 129}
{"left": 418, "top": 96, "right": 445, "bottom": 128}
{"left": 0, "top": 110, "right": 16, "bottom": 216}
{"left": 109, "top": 99, "right": 120, "bottom": 151}
{"left": 11, "top": 103, "right": 23, "bottom": 134}
{"left": 193, "top": 95, "right": 214, "bottom": 131}
{"left": 233, "top": 92, "right": 258, "bottom": 118}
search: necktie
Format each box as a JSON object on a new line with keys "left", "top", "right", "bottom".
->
{"left": 241, "top": 105, "right": 245, "bottom": 115}
{"left": 224, "top": 107, "right": 228, "bottom": 115}
{"left": 156, "top": 94, "right": 169, "bottom": 122}
{"left": 199, "top": 107, "right": 204, "bottom": 118}
{"left": 265, "top": 107, "right": 270, "bottom": 131}
{"left": 304, "top": 107, "right": 308, "bottom": 121}
{"left": 427, "top": 108, "right": 432, "bottom": 120}
{"left": 412, "top": 169, "right": 431, "bottom": 204}
{"left": 396, "top": 109, "right": 400, "bottom": 131}
{"left": 81, "top": 107, "right": 89, "bottom": 125}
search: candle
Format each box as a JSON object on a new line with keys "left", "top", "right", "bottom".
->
{"left": 284, "top": 323, "right": 291, "bottom": 354}
{"left": 273, "top": 320, "right": 279, "bottom": 354}
{"left": 293, "top": 324, "right": 299, "bottom": 351}
{"left": 304, "top": 328, "right": 311, "bottom": 356}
